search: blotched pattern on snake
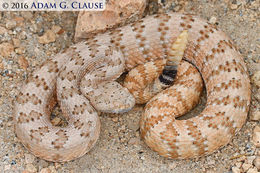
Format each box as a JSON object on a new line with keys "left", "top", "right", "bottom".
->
{"left": 13, "top": 13, "right": 251, "bottom": 162}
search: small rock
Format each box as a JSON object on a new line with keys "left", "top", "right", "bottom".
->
{"left": 15, "top": 47, "right": 25, "bottom": 55}
{"left": 230, "top": 4, "right": 238, "bottom": 10}
{"left": 0, "top": 61, "right": 4, "bottom": 70}
{"left": 38, "top": 30, "right": 56, "bottom": 44}
{"left": 4, "top": 164, "right": 11, "bottom": 171}
{"left": 169, "top": 162, "right": 177, "bottom": 170}
{"left": 207, "top": 159, "right": 216, "bottom": 165}
{"left": 247, "top": 156, "right": 256, "bottom": 165}
{"left": 128, "top": 137, "right": 140, "bottom": 145}
{"left": 5, "top": 20, "right": 17, "bottom": 29}
{"left": 24, "top": 153, "right": 35, "bottom": 164}
{"left": 29, "top": 23, "right": 39, "bottom": 33}
{"left": 54, "top": 162, "right": 61, "bottom": 169}
{"left": 14, "top": 17, "right": 25, "bottom": 26}
{"left": 25, "top": 163, "right": 37, "bottom": 173}
{"left": 242, "top": 163, "right": 252, "bottom": 172}
{"left": 18, "top": 31, "right": 27, "bottom": 40}
{"left": 12, "top": 38, "right": 21, "bottom": 48}
{"left": 250, "top": 110, "right": 260, "bottom": 121}
{"left": 18, "top": 56, "right": 29, "bottom": 70}
{"left": 48, "top": 166, "right": 57, "bottom": 173}
{"left": 22, "top": 171, "right": 30, "bottom": 173}
{"left": 51, "top": 25, "right": 62, "bottom": 34}
{"left": 140, "top": 155, "right": 145, "bottom": 160}
{"left": 247, "top": 167, "right": 258, "bottom": 173}
{"left": 254, "top": 156, "right": 260, "bottom": 170}
{"left": 232, "top": 166, "right": 240, "bottom": 173}
{"left": 255, "top": 90, "right": 260, "bottom": 102}
{"left": 75, "top": 0, "right": 146, "bottom": 41}
{"left": 0, "top": 42, "right": 14, "bottom": 57}
{"left": 0, "top": 26, "right": 7, "bottom": 35}
{"left": 252, "top": 126, "right": 260, "bottom": 147}
{"left": 40, "top": 168, "right": 51, "bottom": 173}
{"left": 252, "top": 71, "right": 260, "bottom": 88}
{"left": 209, "top": 16, "right": 217, "bottom": 24}
{"left": 235, "top": 162, "right": 242, "bottom": 168}
{"left": 112, "top": 116, "right": 119, "bottom": 122}
{"left": 119, "top": 125, "right": 126, "bottom": 131}
{"left": 51, "top": 117, "right": 62, "bottom": 126}
{"left": 127, "top": 119, "right": 139, "bottom": 131}
{"left": 21, "top": 12, "right": 33, "bottom": 20}
{"left": 38, "top": 160, "right": 48, "bottom": 170}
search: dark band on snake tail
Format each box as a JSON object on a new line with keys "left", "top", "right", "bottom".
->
{"left": 159, "top": 65, "right": 177, "bottom": 85}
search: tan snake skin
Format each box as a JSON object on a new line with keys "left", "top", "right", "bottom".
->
{"left": 13, "top": 13, "right": 251, "bottom": 162}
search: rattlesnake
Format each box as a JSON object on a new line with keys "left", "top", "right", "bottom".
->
{"left": 13, "top": 13, "right": 251, "bottom": 162}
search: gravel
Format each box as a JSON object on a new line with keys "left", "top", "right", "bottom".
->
{"left": 0, "top": 0, "right": 259, "bottom": 172}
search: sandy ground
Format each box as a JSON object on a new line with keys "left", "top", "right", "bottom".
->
{"left": 0, "top": 0, "right": 259, "bottom": 172}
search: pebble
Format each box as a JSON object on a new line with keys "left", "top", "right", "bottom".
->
{"left": 21, "top": 12, "right": 33, "bottom": 20}
{"left": 4, "top": 164, "right": 11, "bottom": 171}
{"left": 29, "top": 23, "right": 39, "bottom": 33}
{"left": 54, "top": 162, "right": 61, "bottom": 169}
{"left": 247, "top": 156, "right": 256, "bottom": 165}
{"left": 39, "top": 168, "right": 51, "bottom": 173}
{"left": 50, "top": 117, "right": 62, "bottom": 126}
{"left": 22, "top": 171, "right": 30, "bottom": 173}
{"left": 235, "top": 161, "right": 242, "bottom": 168}
{"left": 0, "top": 42, "right": 14, "bottom": 57}
{"left": 74, "top": 0, "right": 146, "bottom": 41}
{"left": 48, "top": 166, "right": 57, "bottom": 173}
{"left": 254, "top": 89, "right": 260, "bottom": 102}
{"left": 5, "top": 20, "right": 17, "bottom": 30}
{"left": 128, "top": 137, "right": 140, "bottom": 145}
{"left": 0, "top": 26, "right": 7, "bottom": 35}
{"left": 38, "top": 30, "right": 56, "bottom": 44}
{"left": 51, "top": 25, "right": 62, "bottom": 34}
{"left": 25, "top": 163, "right": 37, "bottom": 173}
{"left": 232, "top": 166, "right": 240, "bottom": 173}
{"left": 14, "top": 17, "right": 25, "bottom": 26}
{"left": 15, "top": 47, "right": 25, "bottom": 55}
{"left": 12, "top": 38, "right": 21, "bottom": 48}
{"left": 112, "top": 116, "right": 119, "bottom": 122}
{"left": 126, "top": 119, "right": 139, "bottom": 131}
{"left": 169, "top": 162, "right": 177, "bottom": 170}
{"left": 250, "top": 110, "right": 260, "bottom": 121}
{"left": 38, "top": 160, "right": 49, "bottom": 170}
{"left": 252, "top": 126, "right": 260, "bottom": 148}
{"left": 207, "top": 159, "right": 216, "bottom": 165}
{"left": 18, "top": 56, "right": 29, "bottom": 70}
{"left": 18, "top": 31, "right": 27, "bottom": 40}
{"left": 247, "top": 167, "right": 258, "bottom": 173}
{"left": 242, "top": 163, "right": 252, "bottom": 172}
{"left": 209, "top": 16, "right": 217, "bottom": 24}
{"left": 24, "top": 153, "right": 35, "bottom": 164}
{"left": 253, "top": 156, "right": 260, "bottom": 170}
{"left": 0, "top": 60, "right": 3, "bottom": 70}
{"left": 252, "top": 71, "right": 260, "bottom": 88}
{"left": 230, "top": 4, "right": 238, "bottom": 10}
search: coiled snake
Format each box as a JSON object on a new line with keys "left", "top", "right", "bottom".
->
{"left": 13, "top": 13, "right": 251, "bottom": 162}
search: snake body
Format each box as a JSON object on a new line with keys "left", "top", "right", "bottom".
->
{"left": 13, "top": 13, "right": 251, "bottom": 162}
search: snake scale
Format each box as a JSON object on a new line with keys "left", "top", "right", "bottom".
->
{"left": 13, "top": 13, "right": 251, "bottom": 162}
